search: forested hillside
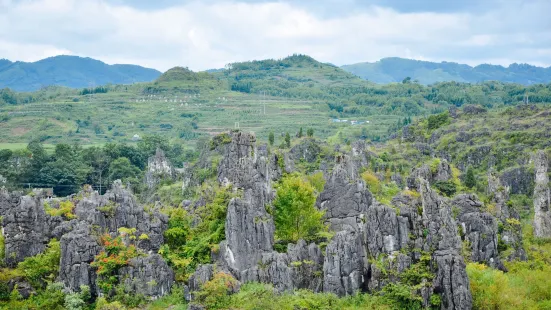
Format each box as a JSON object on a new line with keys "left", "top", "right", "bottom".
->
{"left": 1, "top": 55, "right": 550, "bottom": 150}
{"left": 342, "top": 57, "right": 551, "bottom": 85}
{"left": 0, "top": 56, "right": 161, "bottom": 91}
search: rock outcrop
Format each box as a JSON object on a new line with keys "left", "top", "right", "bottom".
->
{"left": 0, "top": 191, "right": 62, "bottom": 267}
{"left": 317, "top": 155, "right": 372, "bottom": 232}
{"left": 533, "top": 150, "right": 551, "bottom": 238}
{"left": 144, "top": 148, "right": 175, "bottom": 189}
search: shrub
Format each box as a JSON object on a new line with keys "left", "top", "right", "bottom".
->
{"left": 193, "top": 272, "right": 238, "bottom": 310}
{"left": 91, "top": 234, "right": 138, "bottom": 294}
{"left": 273, "top": 174, "right": 326, "bottom": 243}
{"left": 45, "top": 200, "right": 76, "bottom": 220}
{"left": 17, "top": 239, "right": 61, "bottom": 288}
{"left": 432, "top": 181, "right": 457, "bottom": 197}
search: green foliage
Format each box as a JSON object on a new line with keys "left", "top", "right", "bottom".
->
{"left": 17, "top": 238, "right": 61, "bottom": 288}
{"left": 432, "top": 180, "right": 457, "bottom": 197}
{"left": 108, "top": 157, "right": 141, "bottom": 182}
{"left": 268, "top": 132, "right": 275, "bottom": 146}
{"left": 45, "top": 200, "right": 77, "bottom": 220}
{"left": 306, "top": 172, "right": 326, "bottom": 193}
{"left": 91, "top": 234, "right": 138, "bottom": 294}
{"left": 307, "top": 128, "right": 314, "bottom": 137}
{"left": 192, "top": 272, "right": 238, "bottom": 309}
{"left": 284, "top": 132, "right": 291, "bottom": 148}
{"left": 273, "top": 174, "right": 326, "bottom": 243}
{"left": 361, "top": 170, "right": 400, "bottom": 204}
{"left": 64, "top": 285, "right": 91, "bottom": 310}
{"left": 464, "top": 167, "right": 477, "bottom": 189}
{"left": 427, "top": 111, "right": 450, "bottom": 130}
{"left": 160, "top": 185, "right": 233, "bottom": 280}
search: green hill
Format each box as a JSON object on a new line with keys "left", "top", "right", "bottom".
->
{"left": 342, "top": 57, "right": 551, "bottom": 85}
{"left": 0, "top": 55, "right": 162, "bottom": 91}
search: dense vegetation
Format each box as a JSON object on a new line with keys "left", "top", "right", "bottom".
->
{"left": 1, "top": 54, "right": 550, "bottom": 149}
{"left": 342, "top": 57, "right": 551, "bottom": 85}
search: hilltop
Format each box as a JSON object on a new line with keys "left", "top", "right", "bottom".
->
{"left": 342, "top": 57, "right": 551, "bottom": 85}
{"left": 0, "top": 55, "right": 161, "bottom": 91}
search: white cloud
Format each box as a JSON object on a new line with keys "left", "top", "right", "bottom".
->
{"left": 0, "top": 0, "right": 549, "bottom": 71}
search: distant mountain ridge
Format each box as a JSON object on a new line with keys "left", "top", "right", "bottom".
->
{"left": 0, "top": 55, "right": 162, "bottom": 91}
{"left": 341, "top": 57, "right": 551, "bottom": 85}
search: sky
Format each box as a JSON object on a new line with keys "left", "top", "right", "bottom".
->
{"left": 0, "top": 0, "right": 550, "bottom": 72}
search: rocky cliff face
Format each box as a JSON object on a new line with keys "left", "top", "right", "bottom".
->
{"left": 533, "top": 151, "right": 551, "bottom": 238}
{"left": 0, "top": 180, "right": 173, "bottom": 299}
{"left": 144, "top": 148, "right": 175, "bottom": 190}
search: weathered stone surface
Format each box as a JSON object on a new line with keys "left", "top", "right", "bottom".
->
{"left": 323, "top": 231, "right": 367, "bottom": 296}
{"left": 433, "top": 250, "right": 473, "bottom": 310}
{"left": 419, "top": 180, "right": 472, "bottom": 310}
{"left": 317, "top": 155, "right": 372, "bottom": 232}
{"left": 364, "top": 203, "right": 409, "bottom": 257}
{"left": 219, "top": 196, "right": 274, "bottom": 272}
{"left": 407, "top": 159, "right": 453, "bottom": 190}
{"left": 499, "top": 166, "right": 534, "bottom": 195}
{"left": 452, "top": 194, "right": 503, "bottom": 269}
{"left": 119, "top": 254, "right": 174, "bottom": 298}
{"left": 487, "top": 171, "right": 527, "bottom": 261}
{"left": 533, "top": 150, "right": 551, "bottom": 238}
{"left": 58, "top": 223, "right": 101, "bottom": 294}
{"left": 144, "top": 148, "right": 175, "bottom": 190}
{"left": 74, "top": 180, "right": 168, "bottom": 252}
{"left": 0, "top": 192, "right": 62, "bottom": 266}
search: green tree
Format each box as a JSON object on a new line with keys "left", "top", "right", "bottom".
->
{"left": 268, "top": 132, "right": 275, "bottom": 146}
{"left": 464, "top": 167, "right": 476, "bottom": 189}
{"left": 285, "top": 132, "right": 291, "bottom": 148}
{"left": 298, "top": 127, "right": 303, "bottom": 138}
{"left": 273, "top": 174, "right": 325, "bottom": 242}
{"left": 108, "top": 157, "right": 140, "bottom": 182}
{"left": 307, "top": 128, "right": 314, "bottom": 137}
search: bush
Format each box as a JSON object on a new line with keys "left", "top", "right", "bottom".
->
{"left": 432, "top": 180, "right": 457, "bottom": 197}
{"left": 17, "top": 239, "right": 61, "bottom": 288}
{"left": 193, "top": 272, "right": 238, "bottom": 309}
{"left": 273, "top": 174, "right": 326, "bottom": 243}
{"left": 91, "top": 234, "right": 138, "bottom": 294}
{"left": 45, "top": 201, "right": 76, "bottom": 220}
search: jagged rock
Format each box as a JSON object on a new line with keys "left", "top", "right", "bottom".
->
{"left": 487, "top": 171, "right": 527, "bottom": 261}
{"left": 323, "top": 231, "right": 367, "bottom": 296}
{"left": 317, "top": 155, "right": 372, "bottom": 232}
{"left": 462, "top": 104, "right": 487, "bottom": 115}
{"left": 407, "top": 159, "right": 452, "bottom": 191}
{"left": 74, "top": 181, "right": 168, "bottom": 252}
{"left": 187, "top": 264, "right": 215, "bottom": 299}
{"left": 7, "top": 278, "right": 35, "bottom": 299}
{"left": 288, "top": 138, "right": 322, "bottom": 165}
{"left": 533, "top": 151, "right": 551, "bottom": 238}
{"left": 144, "top": 148, "right": 175, "bottom": 189}
{"left": 364, "top": 203, "right": 409, "bottom": 257}
{"left": 119, "top": 254, "right": 174, "bottom": 298}
{"left": 451, "top": 194, "right": 503, "bottom": 270}
{"left": 419, "top": 180, "right": 472, "bottom": 310}
{"left": 433, "top": 250, "right": 472, "bottom": 310}
{"left": 240, "top": 240, "right": 323, "bottom": 293}
{"left": 58, "top": 223, "right": 101, "bottom": 294}
{"left": 219, "top": 196, "right": 274, "bottom": 273}
{"left": 0, "top": 192, "right": 62, "bottom": 266}
{"left": 499, "top": 166, "right": 534, "bottom": 195}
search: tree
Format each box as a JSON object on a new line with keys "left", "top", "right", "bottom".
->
{"left": 307, "top": 128, "right": 314, "bottom": 137}
{"left": 298, "top": 127, "right": 303, "bottom": 138}
{"left": 285, "top": 132, "right": 291, "bottom": 148}
{"left": 268, "top": 132, "right": 275, "bottom": 146}
{"left": 108, "top": 157, "right": 140, "bottom": 182}
{"left": 464, "top": 167, "right": 477, "bottom": 189}
{"left": 273, "top": 174, "right": 326, "bottom": 242}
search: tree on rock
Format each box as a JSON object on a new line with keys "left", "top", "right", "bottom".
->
{"left": 464, "top": 167, "right": 476, "bottom": 189}
{"left": 273, "top": 174, "right": 325, "bottom": 242}
{"left": 268, "top": 132, "right": 275, "bottom": 146}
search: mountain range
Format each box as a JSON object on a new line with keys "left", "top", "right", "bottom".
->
{"left": 0, "top": 55, "right": 162, "bottom": 91}
{"left": 1, "top": 55, "right": 551, "bottom": 92}
{"left": 341, "top": 57, "right": 551, "bottom": 85}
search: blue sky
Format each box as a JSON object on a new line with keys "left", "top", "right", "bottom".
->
{"left": 0, "top": 0, "right": 550, "bottom": 71}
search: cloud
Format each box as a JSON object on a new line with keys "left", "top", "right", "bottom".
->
{"left": 0, "top": 0, "right": 550, "bottom": 71}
